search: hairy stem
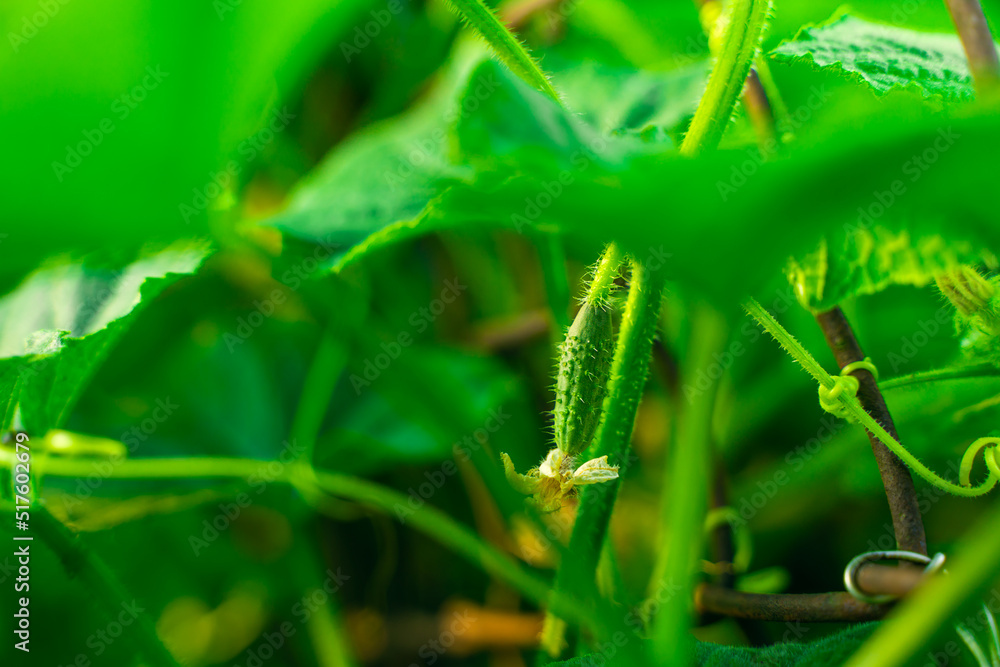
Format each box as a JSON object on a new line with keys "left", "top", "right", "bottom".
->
{"left": 681, "top": 0, "right": 772, "bottom": 156}
{"left": 744, "top": 299, "right": 1000, "bottom": 498}
{"left": 586, "top": 242, "right": 623, "bottom": 306}
{"left": 880, "top": 363, "right": 1000, "bottom": 391}
{"left": 445, "top": 0, "right": 561, "bottom": 101}
{"left": 539, "top": 257, "right": 667, "bottom": 660}
{"left": 694, "top": 0, "right": 783, "bottom": 151}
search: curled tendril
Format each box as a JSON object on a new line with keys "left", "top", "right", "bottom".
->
{"left": 817, "top": 358, "right": 877, "bottom": 420}
{"left": 745, "top": 297, "right": 1000, "bottom": 498}
{"left": 959, "top": 437, "right": 1000, "bottom": 489}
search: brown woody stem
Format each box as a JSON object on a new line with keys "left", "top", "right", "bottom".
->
{"left": 943, "top": 0, "right": 1000, "bottom": 94}
{"left": 695, "top": 584, "right": 891, "bottom": 622}
{"left": 855, "top": 562, "right": 927, "bottom": 598}
{"left": 815, "top": 307, "right": 928, "bottom": 558}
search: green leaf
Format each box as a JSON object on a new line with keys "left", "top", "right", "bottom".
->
{"left": 315, "top": 346, "right": 536, "bottom": 476}
{"left": 788, "top": 226, "right": 977, "bottom": 311}
{"left": 270, "top": 78, "right": 1000, "bottom": 311}
{"left": 770, "top": 11, "right": 982, "bottom": 101}
{"left": 427, "top": 114, "right": 999, "bottom": 311}
{"left": 269, "top": 101, "right": 470, "bottom": 257}
{"left": 454, "top": 61, "right": 647, "bottom": 171}
{"left": 696, "top": 623, "right": 879, "bottom": 666}
{"left": 0, "top": 241, "right": 210, "bottom": 434}
{"left": 264, "top": 45, "right": 488, "bottom": 260}
{"left": 0, "top": 0, "right": 375, "bottom": 277}
{"left": 266, "top": 54, "right": 702, "bottom": 265}
{"left": 550, "top": 624, "right": 879, "bottom": 666}
{"left": 551, "top": 59, "right": 709, "bottom": 139}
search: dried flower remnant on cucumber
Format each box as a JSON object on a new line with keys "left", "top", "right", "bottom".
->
{"left": 502, "top": 244, "right": 623, "bottom": 511}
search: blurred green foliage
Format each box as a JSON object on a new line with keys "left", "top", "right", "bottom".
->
{"left": 3, "top": 0, "right": 1000, "bottom": 665}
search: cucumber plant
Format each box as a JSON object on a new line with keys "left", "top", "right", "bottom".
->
{"left": 5, "top": 0, "right": 1000, "bottom": 665}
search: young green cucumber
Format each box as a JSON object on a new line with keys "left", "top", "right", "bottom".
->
{"left": 553, "top": 299, "right": 615, "bottom": 457}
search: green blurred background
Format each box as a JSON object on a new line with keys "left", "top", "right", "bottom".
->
{"left": 2, "top": 0, "right": 1000, "bottom": 665}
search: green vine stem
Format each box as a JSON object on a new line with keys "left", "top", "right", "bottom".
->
{"left": 680, "top": 0, "right": 772, "bottom": 156}
{"left": 586, "top": 242, "right": 623, "bottom": 306}
{"left": 33, "top": 506, "right": 181, "bottom": 667}
{"left": 289, "top": 319, "right": 356, "bottom": 664}
{"left": 693, "top": 0, "right": 786, "bottom": 151}
{"left": 539, "top": 256, "right": 667, "bottom": 661}
{"left": 880, "top": 363, "right": 1000, "bottom": 392}
{"left": 2, "top": 453, "right": 593, "bottom": 633}
{"left": 289, "top": 322, "right": 348, "bottom": 465}
{"left": 744, "top": 298, "right": 1000, "bottom": 498}
{"left": 292, "top": 546, "right": 357, "bottom": 667}
{"left": 444, "top": 0, "right": 561, "bottom": 102}
{"left": 649, "top": 305, "right": 728, "bottom": 665}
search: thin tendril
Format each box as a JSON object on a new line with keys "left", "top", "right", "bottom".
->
{"left": 744, "top": 298, "right": 1000, "bottom": 498}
